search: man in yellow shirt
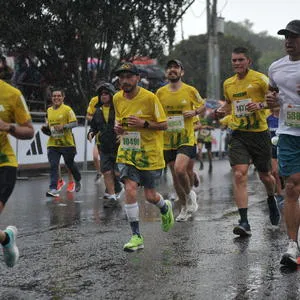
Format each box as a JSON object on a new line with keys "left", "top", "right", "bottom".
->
{"left": 156, "top": 59, "right": 205, "bottom": 222}
{"left": 216, "top": 47, "right": 279, "bottom": 237}
{"left": 113, "top": 62, "right": 174, "bottom": 252}
{"left": 0, "top": 79, "right": 34, "bottom": 267}
{"left": 43, "top": 88, "right": 81, "bottom": 197}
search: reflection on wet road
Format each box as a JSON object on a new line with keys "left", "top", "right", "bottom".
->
{"left": 0, "top": 160, "right": 299, "bottom": 299}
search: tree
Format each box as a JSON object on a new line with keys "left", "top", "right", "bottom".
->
{"left": 165, "top": 33, "right": 259, "bottom": 98}
{"left": 0, "top": 0, "right": 194, "bottom": 113}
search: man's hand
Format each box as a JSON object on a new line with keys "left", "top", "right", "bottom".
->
{"left": 183, "top": 110, "right": 196, "bottom": 118}
{"left": 114, "top": 121, "right": 125, "bottom": 135}
{"left": 246, "top": 102, "right": 261, "bottom": 112}
{"left": 53, "top": 124, "right": 64, "bottom": 131}
{"left": 0, "top": 119, "right": 10, "bottom": 132}
{"left": 127, "top": 115, "right": 144, "bottom": 128}
{"left": 87, "top": 132, "right": 94, "bottom": 142}
{"left": 266, "top": 91, "right": 279, "bottom": 108}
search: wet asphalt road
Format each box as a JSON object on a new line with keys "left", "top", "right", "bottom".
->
{"left": 0, "top": 159, "right": 300, "bottom": 300}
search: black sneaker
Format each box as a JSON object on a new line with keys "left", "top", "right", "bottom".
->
{"left": 268, "top": 195, "right": 280, "bottom": 226}
{"left": 75, "top": 181, "right": 81, "bottom": 192}
{"left": 233, "top": 221, "right": 252, "bottom": 237}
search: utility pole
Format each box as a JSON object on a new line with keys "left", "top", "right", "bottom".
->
{"left": 206, "top": 0, "right": 220, "bottom": 102}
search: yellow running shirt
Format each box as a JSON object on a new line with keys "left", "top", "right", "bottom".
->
{"left": 87, "top": 96, "right": 99, "bottom": 115}
{"left": 113, "top": 87, "right": 166, "bottom": 170}
{"left": 156, "top": 82, "right": 205, "bottom": 150}
{"left": 223, "top": 69, "right": 269, "bottom": 132}
{"left": 0, "top": 80, "right": 31, "bottom": 167}
{"left": 47, "top": 104, "right": 77, "bottom": 147}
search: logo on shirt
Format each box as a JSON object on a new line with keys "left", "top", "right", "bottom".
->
{"left": 26, "top": 131, "right": 43, "bottom": 155}
{"left": 0, "top": 105, "right": 5, "bottom": 112}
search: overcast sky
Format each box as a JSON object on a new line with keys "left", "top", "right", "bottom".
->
{"left": 175, "top": 0, "right": 300, "bottom": 43}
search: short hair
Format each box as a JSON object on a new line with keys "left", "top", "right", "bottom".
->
{"left": 51, "top": 87, "right": 65, "bottom": 97}
{"left": 232, "top": 47, "right": 250, "bottom": 58}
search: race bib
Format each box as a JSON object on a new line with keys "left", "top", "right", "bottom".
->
{"left": 199, "top": 129, "right": 210, "bottom": 137}
{"left": 50, "top": 126, "right": 64, "bottom": 138}
{"left": 234, "top": 99, "right": 252, "bottom": 118}
{"left": 167, "top": 115, "right": 184, "bottom": 131}
{"left": 121, "top": 132, "right": 141, "bottom": 150}
{"left": 284, "top": 104, "right": 300, "bottom": 127}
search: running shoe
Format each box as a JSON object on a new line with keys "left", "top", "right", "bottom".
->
{"left": 94, "top": 173, "right": 102, "bottom": 184}
{"left": 75, "top": 181, "right": 81, "bottom": 192}
{"left": 161, "top": 200, "right": 174, "bottom": 232}
{"left": 116, "top": 187, "right": 125, "bottom": 200}
{"left": 57, "top": 179, "right": 66, "bottom": 192}
{"left": 233, "top": 221, "right": 252, "bottom": 237}
{"left": 123, "top": 235, "right": 144, "bottom": 252}
{"left": 46, "top": 189, "right": 59, "bottom": 197}
{"left": 280, "top": 240, "right": 300, "bottom": 268}
{"left": 67, "top": 181, "right": 75, "bottom": 192}
{"left": 103, "top": 194, "right": 118, "bottom": 208}
{"left": 186, "top": 190, "right": 198, "bottom": 213}
{"left": 267, "top": 195, "right": 280, "bottom": 226}
{"left": 176, "top": 207, "right": 191, "bottom": 222}
{"left": 3, "top": 226, "right": 19, "bottom": 268}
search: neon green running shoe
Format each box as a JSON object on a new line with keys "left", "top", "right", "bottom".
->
{"left": 123, "top": 235, "right": 144, "bottom": 252}
{"left": 161, "top": 200, "right": 174, "bottom": 232}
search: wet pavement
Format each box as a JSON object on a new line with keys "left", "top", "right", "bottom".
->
{"left": 0, "top": 159, "right": 300, "bottom": 300}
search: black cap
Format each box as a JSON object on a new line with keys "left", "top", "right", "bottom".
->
{"left": 166, "top": 59, "right": 184, "bottom": 69}
{"left": 115, "top": 62, "right": 139, "bottom": 76}
{"left": 278, "top": 20, "right": 300, "bottom": 35}
{"left": 96, "top": 82, "right": 116, "bottom": 96}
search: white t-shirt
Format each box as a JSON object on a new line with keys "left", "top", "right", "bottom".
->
{"left": 268, "top": 55, "right": 300, "bottom": 136}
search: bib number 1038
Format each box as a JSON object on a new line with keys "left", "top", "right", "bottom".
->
{"left": 121, "top": 132, "right": 141, "bottom": 150}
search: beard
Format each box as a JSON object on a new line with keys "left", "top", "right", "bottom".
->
{"left": 121, "top": 84, "right": 135, "bottom": 93}
{"left": 168, "top": 76, "right": 181, "bottom": 83}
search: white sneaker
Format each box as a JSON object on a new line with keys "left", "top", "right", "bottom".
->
{"left": 280, "top": 240, "right": 300, "bottom": 268}
{"left": 186, "top": 190, "right": 198, "bottom": 213}
{"left": 169, "top": 192, "right": 179, "bottom": 202}
{"left": 3, "top": 226, "right": 19, "bottom": 268}
{"left": 175, "top": 207, "right": 191, "bottom": 222}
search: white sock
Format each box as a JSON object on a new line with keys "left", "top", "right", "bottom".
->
{"left": 124, "top": 203, "right": 139, "bottom": 222}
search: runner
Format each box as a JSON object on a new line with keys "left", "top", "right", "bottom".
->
{"left": 113, "top": 62, "right": 174, "bottom": 252}
{"left": 267, "top": 107, "right": 284, "bottom": 207}
{"left": 87, "top": 82, "right": 122, "bottom": 207}
{"left": 266, "top": 20, "right": 300, "bottom": 268}
{"left": 197, "top": 109, "right": 215, "bottom": 173}
{"left": 86, "top": 85, "right": 103, "bottom": 183}
{"left": 0, "top": 79, "right": 34, "bottom": 267}
{"left": 42, "top": 88, "right": 81, "bottom": 197}
{"left": 156, "top": 59, "right": 205, "bottom": 221}
{"left": 216, "top": 47, "right": 280, "bottom": 237}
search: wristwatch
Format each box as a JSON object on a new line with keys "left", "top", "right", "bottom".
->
{"left": 8, "top": 124, "right": 16, "bottom": 134}
{"left": 143, "top": 121, "right": 150, "bottom": 128}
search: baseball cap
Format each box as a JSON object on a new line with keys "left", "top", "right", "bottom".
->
{"left": 166, "top": 59, "right": 184, "bottom": 69}
{"left": 278, "top": 20, "right": 300, "bottom": 35}
{"left": 115, "top": 62, "right": 139, "bottom": 76}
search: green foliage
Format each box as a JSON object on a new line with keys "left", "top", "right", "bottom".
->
{"left": 164, "top": 33, "right": 259, "bottom": 98}
{"left": 0, "top": 0, "right": 195, "bottom": 114}
{"left": 225, "top": 20, "right": 285, "bottom": 74}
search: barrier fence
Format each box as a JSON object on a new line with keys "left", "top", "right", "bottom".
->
{"left": 11, "top": 112, "right": 226, "bottom": 170}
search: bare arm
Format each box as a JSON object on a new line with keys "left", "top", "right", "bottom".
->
{"left": 0, "top": 119, "right": 34, "bottom": 140}
{"left": 127, "top": 115, "right": 167, "bottom": 130}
